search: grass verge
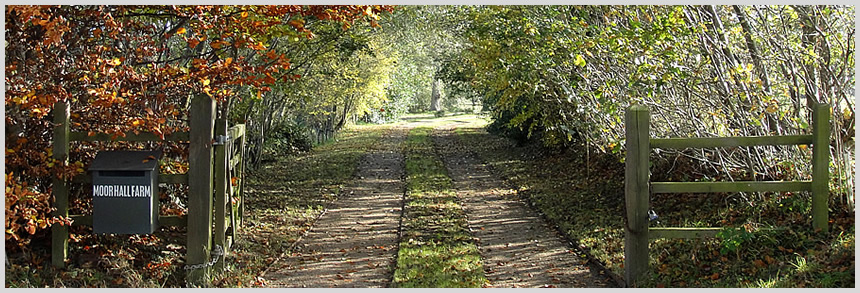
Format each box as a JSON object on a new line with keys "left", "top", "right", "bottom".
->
{"left": 391, "top": 126, "right": 487, "bottom": 288}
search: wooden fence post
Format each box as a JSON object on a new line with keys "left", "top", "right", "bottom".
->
{"left": 237, "top": 128, "right": 246, "bottom": 227}
{"left": 624, "top": 105, "right": 650, "bottom": 287}
{"left": 52, "top": 101, "right": 70, "bottom": 268}
{"left": 213, "top": 118, "right": 229, "bottom": 271}
{"left": 187, "top": 95, "right": 215, "bottom": 286}
{"left": 811, "top": 103, "right": 830, "bottom": 233}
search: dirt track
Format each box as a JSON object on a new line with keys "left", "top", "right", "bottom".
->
{"left": 432, "top": 122, "right": 609, "bottom": 288}
{"left": 262, "top": 125, "right": 409, "bottom": 288}
{"left": 261, "top": 117, "right": 610, "bottom": 288}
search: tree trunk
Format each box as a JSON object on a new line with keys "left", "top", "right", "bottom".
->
{"left": 335, "top": 96, "right": 353, "bottom": 131}
{"left": 793, "top": 5, "right": 822, "bottom": 107}
{"left": 733, "top": 5, "right": 780, "bottom": 134}
{"left": 733, "top": 5, "right": 771, "bottom": 93}
{"left": 430, "top": 79, "right": 442, "bottom": 111}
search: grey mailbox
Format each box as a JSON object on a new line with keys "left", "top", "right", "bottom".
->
{"left": 89, "top": 150, "right": 161, "bottom": 234}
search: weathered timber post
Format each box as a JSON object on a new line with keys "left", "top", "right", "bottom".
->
{"left": 811, "top": 103, "right": 830, "bottom": 233}
{"left": 624, "top": 105, "right": 650, "bottom": 287}
{"left": 213, "top": 118, "right": 229, "bottom": 271}
{"left": 187, "top": 95, "right": 216, "bottom": 286}
{"left": 52, "top": 101, "right": 70, "bottom": 268}
{"left": 237, "top": 126, "right": 246, "bottom": 228}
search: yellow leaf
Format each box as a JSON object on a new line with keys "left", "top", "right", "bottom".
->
{"left": 573, "top": 54, "right": 586, "bottom": 67}
{"left": 766, "top": 104, "right": 778, "bottom": 114}
{"left": 241, "top": 11, "right": 249, "bottom": 18}
{"left": 202, "top": 79, "right": 211, "bottom": 86}
{"left": 224, "top": 57, "right": 233, "bottom": 66}
{"left": 176, "top": 27, "right": 187, "bottom": 35}
{"left": 110, "top": 58, "right": 121, "bottom": 66}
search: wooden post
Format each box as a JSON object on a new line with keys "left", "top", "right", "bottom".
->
{"left": 237, "top": 126, "right": 246, "bottom": 227}
{"left": 624, "top": 105, "right": 650, "bottom": 287}
{"left": 51, "top": 101, "right": 70, "bottom": 268}
{"left": 187, "top": 95, "right": 215, "bottom": 287}
{"left": 213, "top": 118, "right": 228, "bottom": 271}
{"left": 811, "top": 103, "right": 830, "bottom": 233}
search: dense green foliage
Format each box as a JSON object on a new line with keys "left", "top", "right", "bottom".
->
{"left": 434, "top": 5, "right": 855, "bottom": 210}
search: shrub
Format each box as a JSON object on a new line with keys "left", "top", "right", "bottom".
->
{"left": 265, "top": 121, "right": 313, "bottom": 156}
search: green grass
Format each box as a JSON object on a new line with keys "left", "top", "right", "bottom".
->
{"left": 391, "top": 126, "right": 487, "bottom": 288}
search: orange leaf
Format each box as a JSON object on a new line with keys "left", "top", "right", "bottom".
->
{"left": 765, "top": 255, "right": 777, "bottom": 265}
{"left": 288, "top": 19, "right": 305, "bottom": 29}
{"left": 176, "top": 27, "right": 187, "bottom": 35}
{"left": 25, "top": 221, "right": 36, "bottom": 235}
{"left": 710, "top": 273, "right": 720, "bottom": 280}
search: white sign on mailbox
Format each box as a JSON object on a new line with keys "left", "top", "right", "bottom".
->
{"left": 93, "top": 185, "right": 153, "bottom": 198}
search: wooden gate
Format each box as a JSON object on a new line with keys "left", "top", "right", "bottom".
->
{"left": 51, "top": 95, "right": 246, "bottom": 287}
{"left": 623, "top": 103, "right": 831, "bottom": 287}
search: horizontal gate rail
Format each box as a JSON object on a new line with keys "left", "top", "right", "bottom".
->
{"left": 71, "top": 173, "right": 189, "bottom": 184}
{"left": 69, "top": 131, "right": 190, "bottom": 142}
{"left": 650, "top": 181, "right": 812, "bottom": 194}
{"left": 648, "top": 227, "right": 721, "bottom": 239}
{"left": 69, "top": 215, "right": 187, "bottom": 228}
{"left": 650, "top": 134, "right": 812, "bottom": 148}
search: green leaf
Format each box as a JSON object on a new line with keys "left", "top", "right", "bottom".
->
{"left": 573, "top": 54, "right": 586, "bottom": 67}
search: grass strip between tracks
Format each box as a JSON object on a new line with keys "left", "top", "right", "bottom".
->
{"left": 391, "top": 126, "right": 487, "bottom": 288}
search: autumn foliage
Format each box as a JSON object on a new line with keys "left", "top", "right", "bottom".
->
{"left": 5, "top": 5, "right": 393, "bottom": 249}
